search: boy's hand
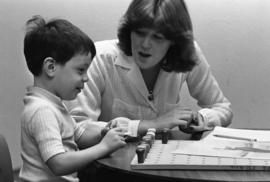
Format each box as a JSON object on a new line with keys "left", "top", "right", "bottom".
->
{"left": 101, "top": 127, "right": 126, "bottom": 152}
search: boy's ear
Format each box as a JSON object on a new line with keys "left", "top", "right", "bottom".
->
{"left": 43, "top": 57, "right": 56, "bottom": 77}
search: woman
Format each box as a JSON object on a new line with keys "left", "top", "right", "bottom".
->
{"left": 67, "top": 0, "right": 233, "bottom": 136}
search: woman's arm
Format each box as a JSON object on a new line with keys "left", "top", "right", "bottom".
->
{"left": 76, "top": 122, "right": 103, "bottom": 149}
{"left": 186, "top": 42, "right": 233, "bottom": 130}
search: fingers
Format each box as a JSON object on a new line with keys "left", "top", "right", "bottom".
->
{"left": 111, "top": 117, "right": 130, "bottom": 127}
{"left": 175, "top": 113, "right": 193, "bottom": 127}
{"left": 176, "top": 120, "right": 189, "bottom": 126}
{"left": 103, "top": 128, "right": 127, "bottom": 145}
{"left": 179, "top": 125, "right": 195, "bottom": 134}
{"left": 189, "top": 111, "right": 199, "bottom": 126}
{"left": 105, "top": 121, "right": 114, "bottom": 129}
{"left": 175, "top": 109, "right": 193, "bottom": 119}
{"left": 109, "top": 127, "right": 128, "bottom": 139}
{"left": 108, "top": 117, "right": 128, "bottom": 128}
{"left": 116, "top": 134, "right": 127, "bottom": 146}
{"left": 109, "top": 117, "right": 130, "bottom": 135}
{"left": 112, "top": 127, "right": 124, "bottom": 133}
{"left": 119, "top": 136, "right": 126, "bottom": 142}
{"left": 109, "top": 120, "right": 118, "bottom": 128}
{"left": 175, "top": 109, "right": 199, "bottom": 125}
{"left": 179, "top": 112, "right": 205, "bottom": 134}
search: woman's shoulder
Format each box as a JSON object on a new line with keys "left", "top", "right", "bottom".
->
{"left": 93, "top": 39, "right": 130, "bottom": 66}
{"left": 193, "top": 40, "right": 210, "bottom": 67}
{"left": 94, "top": 39, "right": 120, "bottom": 56}
{"left": 193, "top": 40, "right": 203, "bottom": 56}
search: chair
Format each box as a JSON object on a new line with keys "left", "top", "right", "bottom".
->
{"left": 0, "top": 134, "right": 14, "bottom": 182}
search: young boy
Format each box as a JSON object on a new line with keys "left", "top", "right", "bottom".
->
{"left": 19, "top": 15, "right": 126, "bottom": 182}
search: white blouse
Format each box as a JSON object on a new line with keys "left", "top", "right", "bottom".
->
{"left": 67, "top": 39, "right": 233, "bottom": 136}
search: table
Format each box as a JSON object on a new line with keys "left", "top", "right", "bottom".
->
{"left": 80, "top": 130, "right": 270, "bottom": 182}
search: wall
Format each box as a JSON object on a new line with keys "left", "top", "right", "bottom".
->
{"left": 0, "top": 0, "right": 269, "bottom": 169}
{"left": 187, "top": 0, "right": 270, "bottom": 129}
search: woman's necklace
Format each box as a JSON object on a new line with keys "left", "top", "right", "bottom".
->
{"left": 148, "top": 90, "right": 154, "bottom": 101}
{"left": 140, "top": 65, "right": 160, "bottom": 102}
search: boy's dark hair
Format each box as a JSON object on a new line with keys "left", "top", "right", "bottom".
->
{"left": 24, "top": 15, "right": 96, "bottom": 76}
{"left": 117, "top": 0, "right": 198, "bottom": 73}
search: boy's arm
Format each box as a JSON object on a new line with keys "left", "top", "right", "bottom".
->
{"left": 47, "top": 142, "right": 107, "bottom": 175}
{"left": 47, "top": 127, "right": 126, "bottom": 176}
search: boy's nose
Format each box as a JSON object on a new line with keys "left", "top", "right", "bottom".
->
{"left": 82, "top": 74, "right": 89, "bottom": 82}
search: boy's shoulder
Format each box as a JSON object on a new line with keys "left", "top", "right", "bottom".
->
{"left": 21, "top": 90, "right": 60, "bottom": 124}
{"left": 22, "top": 95, "right": 52, "bottom": 116}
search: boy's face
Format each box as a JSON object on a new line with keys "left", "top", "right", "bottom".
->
{"left": 53, "top": 52, "right": 92, "bottom": 100}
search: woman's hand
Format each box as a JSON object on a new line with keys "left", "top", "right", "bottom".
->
{"left": 179, "top": 112, "right": 206, "bottom": 133}
{"left": 139, "top": 107, "right": 193, "bottom": 135}
{"left": 155, "top": 107, "right": 195, "bottom": 129}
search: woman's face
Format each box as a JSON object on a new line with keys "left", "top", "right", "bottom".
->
{"left": 131, "top": 28, "right": 172, "bottom": 70}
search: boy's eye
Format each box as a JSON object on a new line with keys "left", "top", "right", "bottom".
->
{"left": 77, "top": 68, "right": 85, "bottom": 74}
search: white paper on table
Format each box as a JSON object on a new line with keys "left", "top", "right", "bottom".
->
{"left": 172, "top": 127, "right": 270, "bottom": 160}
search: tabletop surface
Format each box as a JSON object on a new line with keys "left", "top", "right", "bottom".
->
{"left": 95, "top": 130, "right": 270, "bottom": 182}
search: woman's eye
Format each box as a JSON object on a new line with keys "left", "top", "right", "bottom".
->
{"left": 134, "top": 30, "right": 146, "bottom": 37}
{"left": 154, "top": 34, "right": 165, "bottom": 40}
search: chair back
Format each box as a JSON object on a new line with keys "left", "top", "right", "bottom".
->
{"left": 0, "top": 134, "right": 14, "bottom": 182}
